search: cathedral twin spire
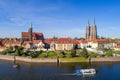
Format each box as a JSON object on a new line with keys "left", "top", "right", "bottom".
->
{"left": 86, "top": 18, "right": 97, "bottom": 41}
{"left": 29, "top": 22, "right": 33, "bottom": 41}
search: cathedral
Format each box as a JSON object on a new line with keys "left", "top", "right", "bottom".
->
{"left": 21, "top": 23, "right": 44, "bottom": 42}
{"left": 86, "top": 19, "right": 97, "bottom": 41}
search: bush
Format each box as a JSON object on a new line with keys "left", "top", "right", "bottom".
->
{"left": 0, "top": 50, "right": 7, "bottom": 55}
{"left": 30, "top": 51, "right": 39, "bottom": 58}
{"left": 115, "top": 51, "right": 120, "bottom": 55}
{"left": 105, "top": 51, "right": 113, "bottom": 57}
{"left": 80, "top": 47, "right": 89, "bottom": 58}
{"left": 66, "top": 52, "right": 72, "bottom": 58}
{"left": 88, "top": 52, "right": 97, "bottom": 58}
{"left": 14, "top": 49, "right": 22, "bottom": 56}
{"left": 38, "top": 51, "right": 47, "bottom": 58}
{"left": 47, "top": 51, "right": 57, "bottom": 58}
{"left": 71, "top": 48, "right": 76, "bottom": 57}
{"left": 59, "top": 53, "right": 64, "bottom": 58}
{"left": 14, "top": 46, "right": 24, "bottom": 56}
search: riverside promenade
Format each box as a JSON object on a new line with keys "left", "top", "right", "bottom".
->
{"left": 0, "top": 55, "right": 57, "bottom": 63}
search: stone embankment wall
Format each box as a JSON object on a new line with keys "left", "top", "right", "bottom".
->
{"left": 1, "top": 55, "right": 120, "bottom": 63}
{"left": 91, "top": 57, "right": 120, "bottom": 62}
{"left": 0, "top": 55, "right": 57, "bottom": 63}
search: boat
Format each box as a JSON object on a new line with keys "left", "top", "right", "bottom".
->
{"left": 13, "top": 64, "right": 18, "bottom": 68}
{"left": 75, "top": 68, "right": 96, "bottom": 76}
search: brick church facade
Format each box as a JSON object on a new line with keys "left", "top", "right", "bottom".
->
{"left": 21, "top": 23, "right": 44, "bottom": 42}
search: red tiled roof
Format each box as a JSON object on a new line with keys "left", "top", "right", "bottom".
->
{"left": 22, "top": 32, "right": 44, "bottom": 40}
{"left": 1, "top": 38, "right": 21, "bottom": 46}
{"left": 32, "top": 40, "right": 42, "bottom": 44}
{"left": 22, "top": 32, "right": 30, "bottom": 37}
{"left": 23, "top": 41, "right": 32, "bottom": 45}
{"left": 45, "top": 38, "right": 83, "bottom": 44}
{"left": 33, "top": 32, "right": 43, "bottom": 36}
{"left": 44, "top": 38, "right": 57, "bottom": 44}
{"left": 116, "top": 45, "right": 120, "bottom": 48}
{"left": 0, "top": 46, "right": 6, "bottom": 49}
{"left": 23, "top": 40, "right": 42, "bottom": 45}
{"left": 79, "top": 40, "right": 88, "bottom": 43}
{"left": 56, "top": 38, "right": 73, "bottom": 44}
{"left": 91, "top": 39, "right": 109, "bottom": 43}
{"left": 72, "top": 40, "right": 80, "bottom": 44}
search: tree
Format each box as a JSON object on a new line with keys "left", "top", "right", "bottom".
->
{"left": 14, "top": 46, "right": 23, "bottom": 56}
{"left": 61, "top": 50, "right": 66, "bottom": 58}
{"left": 105, "top": 51, "right": 113, "bottom": 57}
{"left": 14, "top": 49, "right": 20, "bottom": 56}
{"left": 79, "top": 38, "right": 85, "bottom": 40}
{"left": 73, "top": 37, "right": 79, "bottom": 40}
{"left": 71, "top": 48, "right": 76, "bottom": 57}
{"left": 81, "top": 47, "right": 89, "bottom": 58}
{"left": 9, "top": 45, "right": 13, "bottom": 51}
{"left": 29, "top": 51, "right": 38, "bottom": 58}
{"left": 7, "top": 45, "right": 14, "bottom": 54}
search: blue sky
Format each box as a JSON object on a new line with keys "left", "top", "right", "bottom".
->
{"left": 0, "top": 0, "right": 120, "bottom": 38}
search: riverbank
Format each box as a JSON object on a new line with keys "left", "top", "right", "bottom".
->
{"left": 0, "top": 55, "right": 57, "bottom": 63}
{"left": 0, "top": 55, "right": 89, "bottom": 63}
{"left": 59, "top": 57, "right": 88, "bottom": 63}
{"left": 1, "top": 55, "right": 120, "bottom": 63}
{"left": 91, "top": 57, "right": 120, "bottom": 62}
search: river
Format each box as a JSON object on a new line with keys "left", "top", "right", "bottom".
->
{"left": 0, "top": 60, "right": 120, "bottom": 80}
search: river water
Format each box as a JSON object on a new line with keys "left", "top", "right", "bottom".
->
{"left": 0, "top": 60, "right": 120, "bottom": 80}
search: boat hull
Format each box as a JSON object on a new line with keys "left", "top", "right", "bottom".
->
{"left": 75, "top": 69, "right": 96, "bottom": 76}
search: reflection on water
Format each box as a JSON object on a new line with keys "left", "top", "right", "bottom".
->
{"left": 0, "top": 60, "right": 120, "bottom": 80}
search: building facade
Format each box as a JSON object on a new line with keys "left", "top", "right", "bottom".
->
{"left": 21, "top": 23, "right": 44, "bottom": 42}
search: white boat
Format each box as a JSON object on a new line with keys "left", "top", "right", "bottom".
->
{"left": 13, "top": 64, "right": 18, "bottom": 68}
{"left": 75, "top": 68, "right": 96, "bottom": 76}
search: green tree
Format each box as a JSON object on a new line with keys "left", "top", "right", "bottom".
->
{"left": 14, "top": 46, "right": 23, "bottom": 56}
{"left": 29, "top": 51, "right": 38, "bottom": 58}
{"left": 81, "top": 47, "right": 89, "bottom": 58}
{"left": 88, "top": 52, "right": 97, "bottom": 58}
{"left": 1, "top": 50, "right": 7, "bottom": 55}
{"left": 7, "top": 45, "right": 14, "bottom": 54}
{"left": 73, "top": 37, "right": 79, "bottom": 40}
{"left": 105, "top": 51, "right": 113, "bottom": 57}
{"left": 14, "top": 49, "right": 20, "bottom": 56}
{"left": 9, "top": 45, "right": 13, "bottom": 51}
{"left": 71, "top": 48, "right": 76, "bottom": 57}
{"left": 38, "top": 51, "right": 47, "bottom": 58}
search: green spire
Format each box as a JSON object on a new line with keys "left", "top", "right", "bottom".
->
{"left": 30, "top": 22, "right": 32, "bottom": 28}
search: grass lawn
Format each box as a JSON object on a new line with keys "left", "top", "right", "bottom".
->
{"left": 38, "top": 51, "right": 57, "bottom": 58}
{"left": 60, "top": 57, "right": 88, "bottom": 62}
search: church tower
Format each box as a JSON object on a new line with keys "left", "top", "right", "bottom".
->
{"left": 28, "top": 22, "right": 33, "bottom": 41}
{"left": 86, "top": 20, "right": 91, "bottom": 41}
{"left": 92, "top": 18, "right": 97, "bottom": 40}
